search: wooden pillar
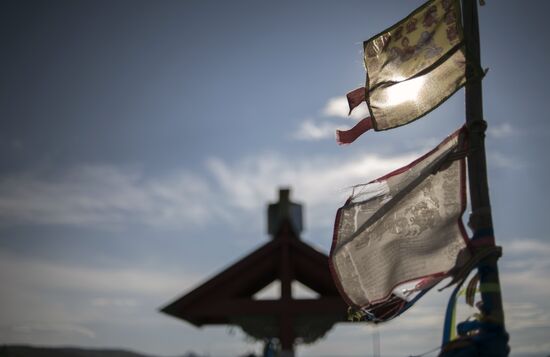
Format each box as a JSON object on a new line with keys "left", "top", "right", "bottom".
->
{"left": 462, "top": 0, "right": 507, "bottom": 345}
{"left": 279, "top": 222, "right": 294, "bottom": 356}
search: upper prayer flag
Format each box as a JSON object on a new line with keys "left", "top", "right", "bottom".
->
{"left": 337, "top": 0, "right": 468, "bottom": 144}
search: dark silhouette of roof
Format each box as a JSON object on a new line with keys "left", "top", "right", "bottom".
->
{"left": 160, "top": 189, "right": 348, "bottom": 352}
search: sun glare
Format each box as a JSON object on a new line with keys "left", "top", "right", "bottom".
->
{"left": 385, "top": 76, "right": 426, "bottom": 106}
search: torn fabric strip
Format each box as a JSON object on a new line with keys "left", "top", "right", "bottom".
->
{"left": 330, "top": 127, "right": 470, "bottom": 311}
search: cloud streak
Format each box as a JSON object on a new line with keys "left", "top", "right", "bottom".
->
{"left": 322, "top": 96, "right": 370, "bottom": 120}
{"left": 0, "top": 249, "right": 202, "bottom": 342}
{"left": 207, "top": 151, "right": 417, "bottom": 230}
{"left": 11, "top": 323, "right": 96, "bottom": 339}
{"left": 0, "top": 152, "right": 418, "bottom": 232}
{"left": 0, "top": 250, "right": 199, "bottom": 300}
{"left": 488, "top": 122, "right": 515, "bottom": 139}
{"left": 291, "top": 119, "right": 340, "bottom": 141}
{"left": 0, "top": 165, "right": 219, "bottom": 229}
{"left": 292, "top": 95, "right": 371, "bottom": 141}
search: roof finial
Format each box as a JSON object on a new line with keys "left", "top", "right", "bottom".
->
{"left": 267, "top": 187, "right": 303, "bottom": 237}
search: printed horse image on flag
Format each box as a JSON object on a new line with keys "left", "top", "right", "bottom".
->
{"left": 337, "top": 0, "right": 474, "bottom": 144}
{"left": 330, "top": 127, "right": 471, "bottom": 321}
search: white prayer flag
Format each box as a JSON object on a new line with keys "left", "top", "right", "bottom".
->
{"left": 330, "top": 128, "right": 470, "bottom": 307}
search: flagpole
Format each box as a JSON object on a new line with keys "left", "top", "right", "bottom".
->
{"left": 461, "top": 0, "right": 508, "bottom": 354}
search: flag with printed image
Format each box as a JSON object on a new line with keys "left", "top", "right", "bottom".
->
{"left": 337, "top": 0, "right": 471, "bottom": 145}
{"left": 330, "top": 127, "right": 470, "bottom": 311}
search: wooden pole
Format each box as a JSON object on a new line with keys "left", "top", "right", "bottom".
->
{"left": 461, "top": 0, "right": 508, "bottom": 354}
{"left": 279, "top": 223, "right": 295, "bottom": 356}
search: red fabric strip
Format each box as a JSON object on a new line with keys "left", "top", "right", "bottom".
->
{"left": 415, "top": 273, "right": 446, "bottom": 291}
{"left": 336, "top": 117, "right": 373, "bottom": 145}
{"left": 346, "top": 87, "right": 366, "bottom": 115}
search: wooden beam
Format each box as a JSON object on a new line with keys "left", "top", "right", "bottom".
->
{"left": 161, "top": 239, "right": 280, "bottom": 315}
{"left": 280, "top": 222, "right": 295, "bottom": 352}
{"left": 183, "top": 298, "right": 347, "bottom": 317}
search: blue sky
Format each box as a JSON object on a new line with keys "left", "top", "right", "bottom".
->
{"left": 1, "top": 0, "right": 550, "bottom": 356}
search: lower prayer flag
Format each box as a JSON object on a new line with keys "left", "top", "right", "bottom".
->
{"left": 330, "top": 127, "right": 470, "bottom": 315}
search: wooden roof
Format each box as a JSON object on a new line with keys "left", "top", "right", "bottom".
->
{"left": 160, "top": 189, "right": 348, "bottom": 350}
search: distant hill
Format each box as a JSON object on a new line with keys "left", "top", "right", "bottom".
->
{"left": 0, "top": 345, "right": 213, "bottom": 357}
{"left": 0, "top": 345, "right": 159, "bottom": 357}
{"left": 0, "top": 345, "right": 255, "bottom": 357}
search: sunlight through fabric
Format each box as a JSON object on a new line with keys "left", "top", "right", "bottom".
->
{"left": 383, "top": 76, "right": 426, "bottom": 107}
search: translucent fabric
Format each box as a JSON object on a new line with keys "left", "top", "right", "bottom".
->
{"left": 363, "top": 0, "right": 465, "bottom": 130}
{"left": 330, "top": 128, "right": 469, "bottom": 307}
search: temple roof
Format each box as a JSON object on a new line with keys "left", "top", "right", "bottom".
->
{"left": 160, "top": 189, "right": 348, "bottom": 345}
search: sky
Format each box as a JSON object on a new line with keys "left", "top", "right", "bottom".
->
{"left": 1, "top": 0, "right": 550, "bottom": 356}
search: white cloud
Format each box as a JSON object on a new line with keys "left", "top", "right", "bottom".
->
{"left": 0, "top": 247, "right": 262, "bottom": 355}
{"left": 502, "top": 259, "right": 550, "bottom": 298}
{"left": 11, "top": 323, "right": 96, "bottom": 339}
{"left": 498, "top": 239, "right": 550, "bottom": 336}
{"left": 322, "top": 96, "right": 370, "bottom": 120}
{"left": 0, "top": 251, "right": 199, "bottom": 299}
{"left": 488, "top": 151, "right": 522, "bottom": 170}
{"left": 512, "top": 341, "right": 550, "bottom": 356}
{"left": 488, "top": 122, "right": 515, "bottom": 139}
{"left": 505, "top": 238, "right": 550, "bottom": 256}
{"left": 0, "top": 165, "right": 217, "bottom": 229}
{"left": 291, "top": 119, "right": 339, "bottom": 141}
{"left": 504, "top": 302, "right": 550, "bottom": 331}
{"left": 207, "top": 151, "right": 417, "bottom": 228}
{"left": 292, "top": 95, "right": 371, "bottom": 142}
{"left": 91, "top": 298, "right": 140, "bottom": 308}
{"left": 0, "top": 152, "right": 417, "bottom": 232}
{"left": 0, "top": 249, "right": 201, "bottom": 343}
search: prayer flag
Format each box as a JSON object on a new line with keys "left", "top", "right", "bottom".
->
{"left": 330, "top": 128, "right": 470, "bottom": 309}
{"left": 337, "top": 0, "right": 470, "bottom": 144}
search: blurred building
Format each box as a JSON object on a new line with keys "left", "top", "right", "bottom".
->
{"left": 161, "top": 188, "right": 348, "bottom": 357}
